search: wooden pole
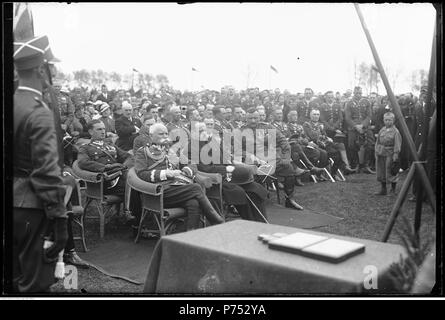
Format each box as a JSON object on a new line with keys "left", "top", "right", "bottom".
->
{"left": 354, "top": 3, "right": 436, "bottom": 242}
{"left": 414, "top": 22, "right": 437, "bottom": 236}
{"left": 381, "top": 163, "right": 416, "bottom": 242}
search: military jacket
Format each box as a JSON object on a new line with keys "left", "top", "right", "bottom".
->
{"left": 77, "top": 139, "right": 130, "bottom": 172}
{"left": 134, "top": 144, "right": 195, "bottom": 185}
{"left": 270, "top": 121, "right": 289, "bottom": 137}
{"left": 230, "top": 120, "right": 245, "bottom": 129}
{"left": 320, "top": 102, "right": 344, "bottom": 132}
{"left": 287, "top": 122, "right": 309, "bottom": 146}
{"left": 297, "top": 99, "right": 317, "bottom": 123}
{"left": 13, "top": 87, "right": 66, "bottom": 218}
{"left": 237, "top": 122, "right": 291, "bottom": 165}
{"left": 344, "top": 97, "right": 371, "bottom": 129}
{"left": 57, "top": 92, "right": 75, "bottom": 125}
{"left": 303, "top": 121, "right": 329, "bottom": 148}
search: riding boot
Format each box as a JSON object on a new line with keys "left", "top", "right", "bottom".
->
{"left": 390, "top": 182, "right": 397, "bottom": 194}
{"left": 197, "top": 195, "right": 225, "bottom": 225}
{"left": 375, "top": 182, "right": 387, "bottom": 195}
{"left": 186, "top": 213, "right": 202, "bottom": 231}
{"left": 340, "top": 150, "right": 356, "bottom": 173}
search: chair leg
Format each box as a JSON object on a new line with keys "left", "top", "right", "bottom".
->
{"left": 79, "top": 212, "right": 88, "bottom": 252}
{"left": 97, "top": 202, "right": 105, "bottom": 239}
{"left": 134, "top": 209, "right": 148, "bottom": 244}
{"left": 274, "top": 180, "right": 280, "bottom": 204}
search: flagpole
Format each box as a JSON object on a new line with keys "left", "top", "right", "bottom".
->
{"left": 268, "top": 67, "right": 271, "bottom": 90}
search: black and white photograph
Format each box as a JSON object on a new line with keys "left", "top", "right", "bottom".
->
{"left": 3, "top": 2, "right": 441, "bottom": 300}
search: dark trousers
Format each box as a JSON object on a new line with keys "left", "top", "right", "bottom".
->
{"left": 13, "top": 208, "right": 56, "bottom": 293}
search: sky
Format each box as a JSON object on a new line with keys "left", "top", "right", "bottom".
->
{"left": 30, "top": 2, "right": 436, "bottom": 93}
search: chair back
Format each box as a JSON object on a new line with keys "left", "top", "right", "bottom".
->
{"left": 126, "top": 167, "right": 163, "bottom": 213}
{"left": 72, "top": 160, "right": 104, "bottom": 201}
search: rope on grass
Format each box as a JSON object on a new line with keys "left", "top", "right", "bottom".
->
{"left": 85, "top": 261, "right": 143, "bottom": 285}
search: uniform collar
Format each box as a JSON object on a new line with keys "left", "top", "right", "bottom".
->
{"left": 17, "top": 86, "right": 42, "bottom": 97}
{"left": 91, "top": 139, "right": 104, "bottom": 146}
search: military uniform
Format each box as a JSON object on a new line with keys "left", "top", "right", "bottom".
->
{"left": 297, "top": 99, "right": 318, "bottom": 124}
{"left": 57, "top": 93, "right": 75, "bottom": 126}
{"left": 270, "top": 120, "right": 289, "bottom": 137}
{"left": 77, "top": 139, "right": 130, "bottom": 195}
{"left": 133, "top": 143, "right": 224, "bottom": 228}
{"left": 287, "top": 122, "right": 325, "bottom": 168}
{"left": 230, "top": 119, "right": 245, "bottom": 130}
{"left": 344, "top": 96, "right": 373, "bottom": 150}
{"left": 12, "top": 35, "right": 67, "bottom": 292}
{"left": 238, "top": 122, "right": 302, "bottom": 206}
{"left": 320, "top": 102, "right": 344, "bottom": 138}
{"left": 303, "top": 120, "right": 346, "bottom": 170}
{"left": 398, "top": 98, "right": 417, "bottom": 170}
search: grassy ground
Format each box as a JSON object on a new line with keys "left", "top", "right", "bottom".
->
{"left": 51, "top": 171, "right": 436, "bottom": 294}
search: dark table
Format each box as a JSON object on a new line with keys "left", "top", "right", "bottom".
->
{"left": 144, "top": 220, "right": 406, "bottom": 294}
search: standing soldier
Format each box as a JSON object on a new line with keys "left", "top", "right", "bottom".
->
{"left": 297, "top": 88, "right": 317, "bottom": 124}
{"left": 397, "top": 94, "right": 417, "bottom": 170}
{"left": 344, "top": 86, "right": 374, "bottom": 173}
{"left": 13, "top": 35, "right": 68, "bottom": 292}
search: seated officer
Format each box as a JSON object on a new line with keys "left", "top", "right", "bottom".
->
{"left": 238, "top": 108, "right": 305, "bottom": 210}
{"left": 194, "top": 122, "right": 268, "bottom": 222}
{"left": 77, "top": 119, "right": 136, "bottom": 220}
{"left": 286, "top": 110, "right": 325, "bottom": 178}
{"left": 134, "top": 123, "right": 224, "bottom": 230}
{"left": 303, "top": 109, "right": 354, "bottom": 175}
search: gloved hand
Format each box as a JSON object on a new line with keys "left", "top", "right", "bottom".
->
{"left": 45, "top": 217, "right": 68, "bottom": 261}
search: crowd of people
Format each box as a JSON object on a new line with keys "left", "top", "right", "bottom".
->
{"left": 12, "top": 33, "right": 434, "bottom": 294}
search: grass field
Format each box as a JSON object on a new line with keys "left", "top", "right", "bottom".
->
{"left": 51, "top": 171, "right": 436, "bottom": 294}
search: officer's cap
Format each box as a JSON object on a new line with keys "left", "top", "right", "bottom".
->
{"left": 14, "top": 35, "right": 49, "bottom": 70}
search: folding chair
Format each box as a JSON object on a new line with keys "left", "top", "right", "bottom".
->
{"left": 329, "top": 158, "right": 346, "bottom": 182}
{"left": 72, "top": 160, "right": 124, "bottom": 239}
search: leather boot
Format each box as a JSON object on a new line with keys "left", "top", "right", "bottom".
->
{"left": 375, "top": 183, "right": 387, "bottom": 195}
{"left": 295, "top": 177, "right": 304, "bottom": 186}
{"left": 390, "top": 183, "right": 397, "bottom": 194}
{"left": 186, "top": 213, "right": 202, "bottom": 231}
{"left": 198, "top": 195, "right": 225, "bottom": 225}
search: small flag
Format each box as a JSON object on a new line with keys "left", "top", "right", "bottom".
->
{"left": 192, "top": 67, "right": 199, "bottom": 72}
{"left": 270, "top": 65, "right": 278, "bottom": 73}
{"left": 133, "top": 68, "right": 140, "bottom": 73}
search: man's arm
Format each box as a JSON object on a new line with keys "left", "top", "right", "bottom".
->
{"left": 77, "top": 145, "right": 107, "bottom": 172}
{"left": 344, "top": 101, "right": 356, "bottom": 129}
{"left": 134, "top": 147, "right": 169, "bottom": 183}
{"left": 28, "top": 108, "right": 67, "bottom": 219}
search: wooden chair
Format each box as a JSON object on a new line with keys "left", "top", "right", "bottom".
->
{"left": 72, "top": 160, "right": 124, "bottom": 239}
{"left": 63, "top": 174, "right": 88, "bottom": 252}
{"left": 126, "top": 168, "right": 224, "bottom": 243}
{"left": 126, "top": 168, "right": 186, "bottom": 243}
